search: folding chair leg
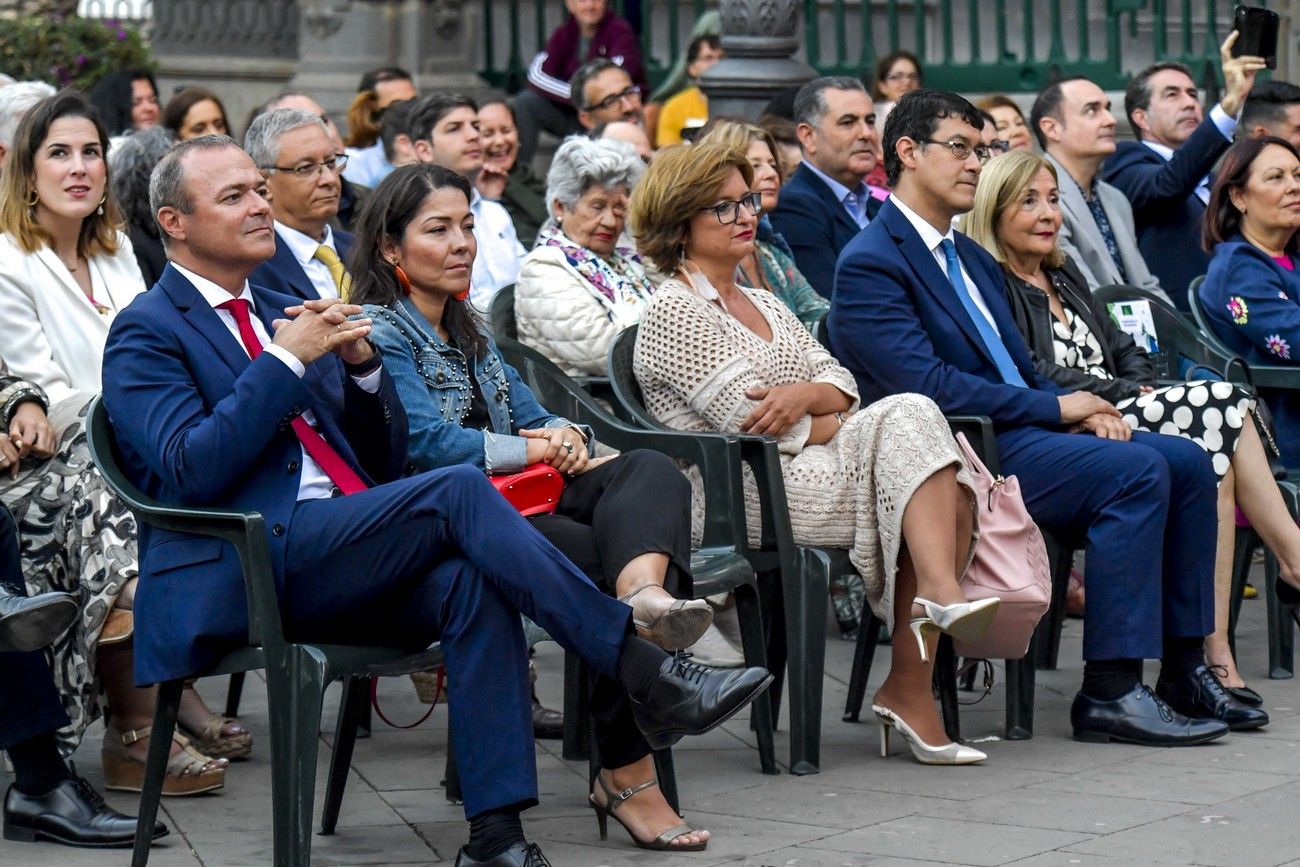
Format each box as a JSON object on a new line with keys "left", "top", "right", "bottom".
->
{"left": 1034, "top": 545, "right": 1073, "bottom": 671}
{"left": 224, "top": 672, "right": 245, "bottom": 719}
{"left": 781, "top": 550, "right": 828, "bottom": 775}
{"left": 653, "top": 749, "right": 679, "bottom": 814}
{"left": 1266, "top": 553, "right": 1296, "bottom": 679}
{"left": 843, "top": 609, "right": 881, "bottom": 722}
{"left": 131, "top": 679, "right": 184, "bottom": 867}
{"left": 443, "top": 733, "right": 462, "bottom": 804}
{"left": 320, "top": 676, "right": 369, "bottom": 835}
{"left": 934, "top": 636, "right": 961, "bottom": 743}
{"left": 266, "top": 649, "right": 328, "bottom": 867}
{"left": 734, "top": 583, "right": 776, "bottom": 774}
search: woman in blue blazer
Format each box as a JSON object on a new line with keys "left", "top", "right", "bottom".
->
{"left": 1199, "top": 135, "right": 1300, "bottom": 610}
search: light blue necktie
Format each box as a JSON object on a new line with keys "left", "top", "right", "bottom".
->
{"left": 940, "top": 239, "right": 1026, "bottom": 388}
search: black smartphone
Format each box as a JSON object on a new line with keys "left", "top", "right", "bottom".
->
{"left": 1233, "top": 5, "right": 1280, "bottom": 70}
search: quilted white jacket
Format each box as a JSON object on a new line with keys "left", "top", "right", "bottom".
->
{"left": 515, "top": 245, "right": 648, "bottom": 376}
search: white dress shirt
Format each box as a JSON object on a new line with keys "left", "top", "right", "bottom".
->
{"left": 172, "top": 262, "right": 381, "bottom": 502}
{"left": 469, "top": 189, "right": 526, "bottom": 313}
{"left": 1141, "top": 103, "right": 1238, "bottom": 206}
{"left": 891, "top": 194, "right": 1001, "bottom": 335}
{"left": 274, "top": 221, "right": 342, "bottom": 300}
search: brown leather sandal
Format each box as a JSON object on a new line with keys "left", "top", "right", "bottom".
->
{"left": 102, "top": 726, "right": 226, "bottom": 796}
{"left": 99, "top": 608, "right": 133, "bottom": 646}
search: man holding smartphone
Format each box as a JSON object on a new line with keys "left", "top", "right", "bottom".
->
{"left": 1103, "top": 32, "right": 1268, "bottom": 304}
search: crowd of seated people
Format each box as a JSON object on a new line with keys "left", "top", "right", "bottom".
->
{"left": 6, "top": 16, "right": 1300, "bottom": 864}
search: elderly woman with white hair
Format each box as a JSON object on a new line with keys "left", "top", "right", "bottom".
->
{"left": 515, "top": 135, "right": 656, "bottom": 376}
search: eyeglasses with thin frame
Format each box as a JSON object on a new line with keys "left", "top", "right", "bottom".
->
{"left": 885, "top": 71, "right": 921, "bottom": 83}
{"left": 264, "top": 153, "right": 350, "bottom": 179}
{"left": 586, "top": 85, "right": 642, "bottom": 113}
{"left": 700, "top": 191, "right": 762, "bottom": 225}
{"left": 920, "top": 138, "right": 993, "bottom": 165}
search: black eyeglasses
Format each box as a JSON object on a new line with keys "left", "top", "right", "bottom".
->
{"left": 700, "top": 191, "right": 762, "bottom": 224}
{"left": 921, "top": 138, "right": 993, "bottom": 165}
{"left": 586, "top": 86, "right": 642, "bottom": 113}
{"left": 264, "top": 153, "right": 350, "bottom": 179}
{"left": 989, "top": 139, "right": 1011, "bottom": 155}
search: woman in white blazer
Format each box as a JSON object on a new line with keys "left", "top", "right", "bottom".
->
{"left": 0, "top": 90, "right": 234, "bottom": 797}
{"left": 515, "top": 135, "right": 656, "bottom": 376}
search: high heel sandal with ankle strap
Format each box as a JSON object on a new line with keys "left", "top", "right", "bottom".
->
{"left": 873, "top": 704, "right": 987, "bottom": 766}
{"left": 588, "top": 773, "right": 707, "bottom": 851}
{"left": 907, "top": 597, "right": 1000, "bottom": 663}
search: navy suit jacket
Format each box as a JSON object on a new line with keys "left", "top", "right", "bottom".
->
{"left": 769, "top": 163, "right": 882, "bottom": 299}
{"left": 827, "top": 197, "right": 1067, "bottom": 428}
{"left": 247, "top": 227, "right": 355, "bottom": 301}
{"left": 101, "top": 264, "right": 407, "bottom": 684}
{"left": 1102, "top": 118, "right": 1232, "bottom": 303}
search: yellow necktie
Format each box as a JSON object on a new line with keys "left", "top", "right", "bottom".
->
{"left": 312, "top": 244, "right": 352, "bottom": 300}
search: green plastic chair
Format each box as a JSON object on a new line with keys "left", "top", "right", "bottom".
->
{"left": 489, "top": 283, "right": 518, "bottom": 341}
{"left": 85, "top": 396, "right": 468, "bottom": 866}
{"left": 496, "top": 336, "right": 778, "bottom": 774}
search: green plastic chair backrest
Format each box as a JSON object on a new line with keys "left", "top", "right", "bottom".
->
{"left": 490, "top": 283, "right": 518, "bottom": 341}
{"left": 607, "top": 325, "right": 665, "bottom": 430}
{"left": 1092, "top": 284, "right": 1241, "bottom": 383}
{"left": 84, "top": 395, "right": 286, "bottom": 653}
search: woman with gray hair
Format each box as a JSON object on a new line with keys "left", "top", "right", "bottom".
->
{"left": 515, "top": 134, "right": 656, "bottom": 376}
{"left": 109, "top": 126, "right": 175, "bottom": 286}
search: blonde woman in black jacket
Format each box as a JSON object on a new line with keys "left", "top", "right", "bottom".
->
{"left": 965, "top": 149, "right": 1300, "bottom": 720}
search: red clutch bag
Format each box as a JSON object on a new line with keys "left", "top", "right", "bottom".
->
{"left": 490, "top": 463, "right": 565, "bottom": 516}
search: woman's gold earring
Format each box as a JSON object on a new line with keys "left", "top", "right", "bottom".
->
{"left": 25, "top": 190, "right": 37, "bottom": 208}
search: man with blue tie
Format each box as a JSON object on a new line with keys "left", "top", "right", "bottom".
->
{"left": 829, "top": 89, "right": 1248, "bottom": 746}
{"left": 769, "top": 76, "right": 882, "bottom": 299}
{"left": 101, "top": 135, "right": 770, "bottom": 866}
{"left": 245, "top": 109, "right": 354, "bottom": 301}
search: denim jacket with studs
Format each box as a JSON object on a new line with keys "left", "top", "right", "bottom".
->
{"left": 365, "top": 297, "right": 590, "bottom": 475}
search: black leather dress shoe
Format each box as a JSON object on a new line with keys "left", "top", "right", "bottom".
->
{"left": 454, "top": 841, "right": 551, "bottom": 866}
{"left": 3, "top": 776, "right": 168, "bottom": 848}
{"left": 0, "top": 587, "right": 77, "bottom": 653}
{"left": 1157, "top": 665, "right": 1270, "bottom": 731}
{"left": 531, "top": 692, "right": 563, "bottom": 740}
{"left": 1071, "top": 684, "right": 1230, "bottom": 746}
{"left": 629, "top": 652, "right": 773, "bottom": 750}
{"left": 1226, "top": 684, "right": 1264, "bottom": 707}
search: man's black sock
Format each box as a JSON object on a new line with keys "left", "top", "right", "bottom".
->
{"left": 1081, "top": 658, "right": 1142, "bottom": 701}
{"left": 1160, "top": 636, "right": 1205, "bottom": 680}
{"left": 464, "top": 805, "right": 525, "bottom": 861}
{"left": 7, "top": 731, "right": 70, "bottom": 797}
{"left": 615, "top": 635, "right": 669, "bottom": 700}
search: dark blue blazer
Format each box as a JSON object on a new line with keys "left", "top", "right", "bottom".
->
{"left": 827, "top": 198, "right": 1067, "bottom": 428}
{"left": 769, "top": 163, "right": 881, "bottom": 299}
{"left": 101, "top": 264, "right": 407, "bottom": 685}
{"left": 1198, "top": 236, "right": 1300, "bottom": 466}
{"left": 247, "top": 227, "right": 355, "bottom": 301}
{"left": 1102, "top": 118, "right": 1231, "bottom": 303}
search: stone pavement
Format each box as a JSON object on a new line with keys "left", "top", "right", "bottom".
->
{"left": 5, "top": 574, "right": 1300, "bottom": 867}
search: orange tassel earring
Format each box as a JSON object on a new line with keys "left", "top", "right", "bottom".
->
{"left": 392, "top": 262, "right": 413, "bottom": 295}
{"left": 455, "top": 287, "right": 470, "bottom": 301}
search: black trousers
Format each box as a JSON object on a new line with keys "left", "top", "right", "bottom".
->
{"left": 528, "top": 450, "right": 692, "bottom": 769}
{"left": 0, "top": 504, "right": 69, "bottom": 751}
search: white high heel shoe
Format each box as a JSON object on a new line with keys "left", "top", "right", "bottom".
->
{"left": 872, "top": 704, "right": 987, "bottom": 765}
{"left": 907, "top": 597, "right": 1001, "bottom": 663}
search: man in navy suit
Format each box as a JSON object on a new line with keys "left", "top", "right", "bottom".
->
{"left": 245, "top": 109, "right": 354, "bottom": 301}
{"left": 101, "top": 136, "right": 769, "bottom": 866}
{"left": 1103, "top": 37, "right": 1265, "bottom": 301}
{"left": 768, "top": 76, "right": 882, "bottom": 299}
{"left": 829, "top": 89, "right": 1254, "bottom": 746}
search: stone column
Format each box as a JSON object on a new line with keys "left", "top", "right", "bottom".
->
{"left": 698, "top": 0, "right": 817, "bottom": 121}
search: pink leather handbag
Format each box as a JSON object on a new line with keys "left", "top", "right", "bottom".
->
{"left": 951, "top": 433, "right": 1051, "bottom": 660}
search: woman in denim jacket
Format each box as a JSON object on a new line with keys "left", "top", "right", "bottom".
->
{"left": 350, "top": 164, "right": 718, "bottom": 854}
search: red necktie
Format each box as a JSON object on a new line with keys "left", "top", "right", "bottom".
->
{"left": 218, "top": 299, "right": 368, "bottom": 496}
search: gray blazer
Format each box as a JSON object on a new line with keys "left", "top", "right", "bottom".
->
{"left": 1044, "top": 152, "right": 1170, "bottom": 304}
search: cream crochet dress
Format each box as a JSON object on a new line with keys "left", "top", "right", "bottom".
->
{"left": 634, "top": 279, "right": 977, "bottom": 630}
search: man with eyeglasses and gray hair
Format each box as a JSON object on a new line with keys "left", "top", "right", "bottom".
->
{"left": 572, "top": 57, "right": 645, "bottom": 132}
{"left": 244, "top": 108, "right": 354, "bottom": 301}
{"left": 0, "top": 81, "right": 55, "bottom": 166}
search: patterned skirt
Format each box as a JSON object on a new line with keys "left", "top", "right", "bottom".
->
{"left": 3, "top": 399, "right": 137, "bottom": 755}
{"left": 1116, "top": 380, "right": 1255, "bottom": 482}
